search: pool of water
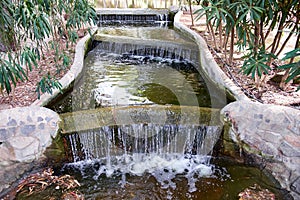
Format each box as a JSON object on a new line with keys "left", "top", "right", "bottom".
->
{"left": 50, "top": 27, "right": 227, "bottom": 113}
{"left": 39, "top": 25, "right": 289, "bottom": 200}
{"left": 15, "top": 155, "right": 286, "bottom": 200}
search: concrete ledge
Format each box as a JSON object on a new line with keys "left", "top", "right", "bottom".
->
{"left": 221, "top": 100, "right": 300, "bottom": 199}
{"left": 96, "top": 8, "right": 169, "bottom": 15}
{"left": 94, "top": 33, "right": 197, "bottom": 47}
{"left": 32, "top": 29, "right": 97, "bottom": 107}
{"left": 173, "top": 11, "right": 248, "bottom": 101}
{"left": 60, "top": 105, "right": 221, "bottom": 134}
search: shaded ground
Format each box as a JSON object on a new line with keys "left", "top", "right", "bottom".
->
{"left": 180, "top": 12, "right": 300, "bottom": 108}
{"left": 0, "top": 13, "right": 299, "bottom": 110}
{"left": 0, "top": 38, "right": 77, "bottom": 110}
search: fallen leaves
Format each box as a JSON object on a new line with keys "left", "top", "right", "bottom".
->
{"left": 238, "top": 184, "right": 276, "bottom": 200}
{"left": 12, "top": 168, "right": 83, "bottom": 199}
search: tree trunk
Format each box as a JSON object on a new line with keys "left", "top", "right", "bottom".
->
{"left": 223, "top": 33, "right": 229, "bottom": 63}
{"left": 218, "top": 20, "right": 223, "bottom": 51}
{"left": 208, "top": 22, "right": 217, "bottom": 50}
{"left": 229, "top": 27, "right": 235, "bottom": 65}
{"left": 188, "top": 0, "right": 194, "bottom": 26}
{"left": 276, "top": 23, "right": 298, "bottom": 57}
{"left": 279, "top": 22, "right": 300, "bottom": 90}
{"left": 259, "top": 19, "right": 265, "bottom": 49}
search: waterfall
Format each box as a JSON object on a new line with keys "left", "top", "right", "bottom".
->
{"left": 58, "top": 8, "right": 226, "bottom": 195}
{"left": 97, "top": 8, "right": 171, "bottom": 26}
{"left": 66, "top": 124, "right": 220, "bottom": 162}
{"left": 63, "top": 122, "right": 221, "bottom": 192}
{"left": 94, "top": 40, "right": 198, "bottom": 63}
{"left": 98, "top": 13, "right": 170, "bottom": 26}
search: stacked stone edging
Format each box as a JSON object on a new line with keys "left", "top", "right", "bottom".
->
{"left": 0, "top": 106, "right": 60, "bottom": 194}
{"left": 174, "top": 10, "right": 300, "bottom": 199}
{"left": 221, "top": 100, "right": 300, "bottom": 199}
{"left": 0, "top": 28, "right": 95, "bottom": 196}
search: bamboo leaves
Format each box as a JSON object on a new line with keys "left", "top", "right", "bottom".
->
{"left": 36, "top": 74, "right": 63, "bottom": 99}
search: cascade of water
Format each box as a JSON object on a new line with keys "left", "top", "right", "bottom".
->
{"left": 66, "top": 123, "right": 220, "bottom": 162}
{"left": 98, "top": 13, "right": 170, "bottom": 25}
{"left": 95, "top": 40, "right": 196, "bottom": 62}
{"left": 64, "top": 123, "right": 222, "bottom": 192}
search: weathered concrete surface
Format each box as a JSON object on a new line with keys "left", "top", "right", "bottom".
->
{"left": 96, "top": 8, "right": 169, "bottom": 15}
{"left": 221, "top": 100, "right": 300, "bottom": 199}
{"left": 32, "top": 29, "right": 96, "bottom": 107}
{"left": 60, "top": 105, "right": 221, "bottom": 134}
{"left": 0, "top": 106, "right": 60, "bottom": 194}
{"left": 174, "top": 11, "right": 248, "bottom": 101}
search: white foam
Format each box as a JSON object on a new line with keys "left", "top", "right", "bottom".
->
{"left": 64, "top": 153, "right": 223, "bottom": 192}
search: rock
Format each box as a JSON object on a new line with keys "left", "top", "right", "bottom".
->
{"left": 0, "top": 106, "right": 60, "bottom": 194}
{"left": 291, "top": 177, "right": 300, "bottom": 195}
{"left": 7, "top": 136, "right": 40, "bottom": 162}
{"left": 221, "top": 100, "right": 300, "bottom": 197}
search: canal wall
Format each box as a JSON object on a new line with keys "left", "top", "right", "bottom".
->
{"left": 173, "top": 10, "right": 300, "bottom": 199}
{"left": 0, "top": 8, "right": 299, "bottom": 199}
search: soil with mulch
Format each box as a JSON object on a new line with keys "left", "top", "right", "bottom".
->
{"left": 0, "top": 37, "right": 78, "bottom": 110}
{"left": 180, "top": 12, "right": 300, "bottom": 109}
{"left": 0, "top": 14, "right": 299, "bottom": 110}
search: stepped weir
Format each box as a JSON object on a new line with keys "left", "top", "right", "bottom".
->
{"left": 97, "top": 8, "right": 171, "bottom": 25}
{"left": 51, "top": 9, "right": 227, "bottom": 197}
{"left": 60, "top": 105, "right": 223, "bottom": 194}
{"left": 43, "top": 8, "right": 284, "bottom": 200}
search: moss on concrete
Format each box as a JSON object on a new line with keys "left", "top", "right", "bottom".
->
{"left": 60, "top": 105, "right": 221, "bottom": 134}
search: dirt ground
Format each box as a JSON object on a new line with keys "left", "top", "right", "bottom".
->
{"left": 0, "top": 38, "right": 77, "bottom": 110}
{"left": 0, "top": 13, "right": 299, "bottom": 110}
{"left": 180, "top": 12, "right": 300, "bottom": 109}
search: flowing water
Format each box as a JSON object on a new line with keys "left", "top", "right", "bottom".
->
{"left": 51, "top": 26, "right": 226, "bottom": 113}
{"left": 96, "top": 0, "right": 184, "bottom": 9}
{"left": 63, "top": 123, "right": 223, "bottom": 195}
{"left": 40, "top": 22, "right": 288, "bottom": 199}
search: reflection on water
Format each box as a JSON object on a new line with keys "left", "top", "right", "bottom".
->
{"left": 51, "top": 27, "right": 223, "bottom": 113}
{"left": 16, "top": 157, "right": 286, "bottom": 200}
{"left": 40, "top": 18, "right": 288, "bottom": 200}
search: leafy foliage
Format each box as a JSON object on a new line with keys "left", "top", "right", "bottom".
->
{"left": 194, "top": 0, "right": 300, "bottom": 89}
{"left": 278, "top": 48, "right": 300, "bottom": 88}
{"left": 242, "top": 48, "right": 274, "bottom": 79}
{"left": 0, "top": 0, "right": 97, "bottom": 97}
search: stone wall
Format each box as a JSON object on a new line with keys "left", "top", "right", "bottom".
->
{"left": 173, "top": 10, "right": 300, "bottom": 199}
{"left": 221, "top": 100, "right": 300, "bottom": 199}
{"left": 0, "top": 26, "right": 93, "bottom": 196}
{"left": 0, "top": 9, "right": 299, "bottom": 199}
{"left": 0, "top": 106, "right": 60, "bottom": 194}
